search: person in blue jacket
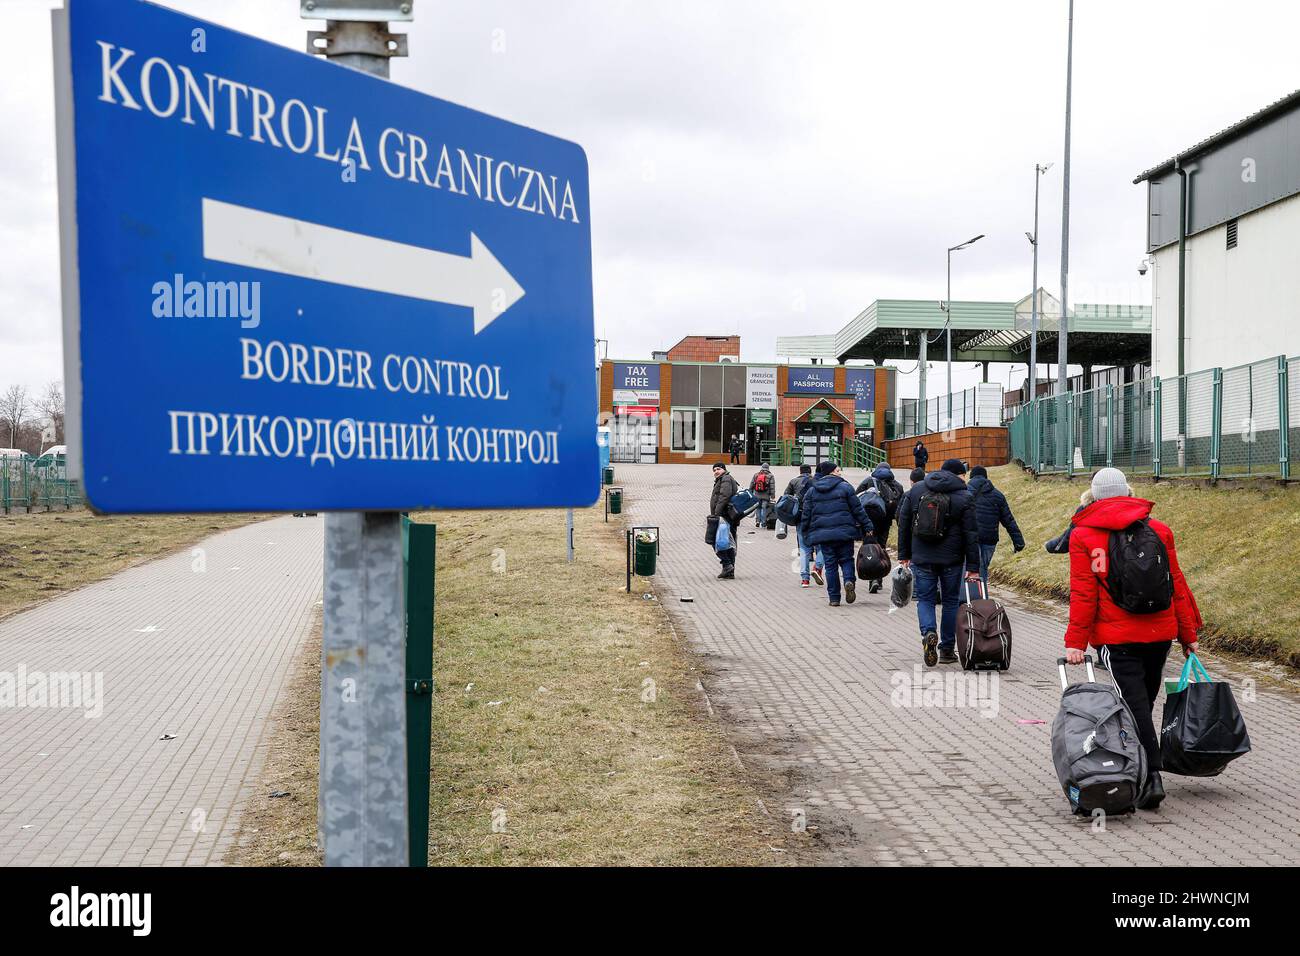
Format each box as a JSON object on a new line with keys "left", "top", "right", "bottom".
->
{"left": 966, "top": 465, "right": 1026, "bottom": 585}
{"left": 799, "top": 460, "right": 873, "bottom": 607}
{"left": 896, "top": 459, "right": 981, "bottom": 665}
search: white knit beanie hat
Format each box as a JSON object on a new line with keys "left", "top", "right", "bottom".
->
{"left": 1091, "top": 467, "right": 1129, "bottom": 501}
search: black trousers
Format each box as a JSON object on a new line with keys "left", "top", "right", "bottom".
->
{"left": 729, "top": 450, "right": 739, "bottom": 463}
{"left": 1099, "top": 641, "right": 1172, "bottom": 773}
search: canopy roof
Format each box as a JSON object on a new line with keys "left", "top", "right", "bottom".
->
{"left": 776, "top": 290, "right": 1151, "bottom": 367}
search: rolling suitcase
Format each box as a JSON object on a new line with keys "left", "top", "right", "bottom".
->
{"left": 954, "top": 580, "right": 1011, "bottom": 671}
{"left": 1051, "top": 656, "right": 1146, "bottom": 815}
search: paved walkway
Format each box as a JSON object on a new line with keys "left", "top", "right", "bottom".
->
{"left": 621, "top": 463, "right": 1300, "bottom": 866}
{"left": 0, "top": 515, "right": 323, "bottom": 865}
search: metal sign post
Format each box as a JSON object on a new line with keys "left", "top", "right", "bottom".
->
{"left": 307, "top": 1, "right": 411, "bottom": 868}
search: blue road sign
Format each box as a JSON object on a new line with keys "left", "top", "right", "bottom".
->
{"left": 53, "top": 0, "right": 597, "bottom": 512}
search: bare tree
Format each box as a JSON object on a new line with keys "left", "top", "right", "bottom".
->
{"left": 35, "top": 380, "right": 65, "bottom": 447}
{"left": 0, "top": 384, "right": 28, "bottom": 448}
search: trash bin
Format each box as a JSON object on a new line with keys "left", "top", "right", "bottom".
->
{"left": 609, "top": 489, "right": 622, "bottom": 514}
{"left": 634, "top": 529, "right": 658, "bottom": 576}
{"left": 603, "top": 466, "right": 615, "bottom": 485}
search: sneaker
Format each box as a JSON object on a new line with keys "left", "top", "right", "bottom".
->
{"left": 844, "top": 581, "right": 856, "bottom": 604}
{"left": 776, "top": 531, "right": 787, "bottom": 540}
{"left": 829, "top": 600, "right": 840, "bottom": 607}
{"left": 800, "top": 580, "right": 810, "bottom": 589}
{"left": 811, "top": 566, "right": 824, "bottom": 586}
{"left": 922, "top": 631, "right": 939, "bottom": 667}
{"left": 938, "top": 649, "right": 957, "bottom": 664}
{"left": 869, "top": 580, "right": 882, "bottom": 594}
{"left": 718, "top": 567, "right": 735, "bottom": 580}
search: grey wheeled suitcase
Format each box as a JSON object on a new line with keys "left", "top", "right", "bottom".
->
{"left": 1051, "top": 655, "right": 1146, "bottom": 815}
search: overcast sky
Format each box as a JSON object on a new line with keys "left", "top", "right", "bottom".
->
{"left": 5, "top": 0, "right": 1300, "bottom": 405}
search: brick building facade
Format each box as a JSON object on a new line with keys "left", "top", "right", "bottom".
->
{"left": 665, "top": 335, "right": 741, "bottom": 364}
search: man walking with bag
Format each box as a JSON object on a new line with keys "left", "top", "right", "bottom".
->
{"left": 856, "top": 463, "right": 904, "bottom": 592}
{"left": 897, "top": 458, "right": 981, "bottom": 666}
{"left": 1063, "top": 467, "right": 1203, "bottom": 809}
{"left": 709, "top": 462, "right": 741, "bottom": 580}
{"left": 799, "top": 460, "right": 872, "bottom": 607}
{"left": 967, "top": 465, "right": 1026, "bottom": 585}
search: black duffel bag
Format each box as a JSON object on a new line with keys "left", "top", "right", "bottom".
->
{"left": 856, "top": 536, "right": 891, "bottom": 580}
{"left": 705, "top": 515, "right": 719, "bottom": 547}
{"left": 1160, "top": 654, "right": 1251, "bottom": 777}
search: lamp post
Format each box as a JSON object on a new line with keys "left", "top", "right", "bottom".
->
{"left": 944, "top": 234, "right": 984, "bottom": 429}
{"left": 1026, "top": 163, "right": 1053, "bottom": 396}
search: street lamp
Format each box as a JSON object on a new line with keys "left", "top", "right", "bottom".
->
{"left": 942, "top": 234, "right": 984, "bottom": 429}
{"left": 1057, "top": 0, "right": 1074, "bottom": 394}
{"left": 1026, "top": 163, "right": 1052, "bottom": 397}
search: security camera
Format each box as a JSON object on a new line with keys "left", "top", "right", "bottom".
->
{"left": 1137, "top": 260, "right": 1148, "bottom": 276}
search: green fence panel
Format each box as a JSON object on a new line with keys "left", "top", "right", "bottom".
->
{"left": 1218, "top": 358, "right": 1281, "bottom": 477}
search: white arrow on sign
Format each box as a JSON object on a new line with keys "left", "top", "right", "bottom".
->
{"left": 201, "top": 198, "right": 525, "bottom": 334}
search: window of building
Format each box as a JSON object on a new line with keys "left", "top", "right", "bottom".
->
{"left": 1226, "top": 217, "right": 1238, "bottom": 249}
{"left": 699, "top": 365, "right": 725, "bottom": 408}
{"left": 672, "top": 365, "right": 699, "bottom": 406}
{"left": 723, "top": 408, "right": 746, "bottom": 448}
{"left": 723, "top": 364, "right": 747, "bottom": 407}
{"left": 670, "top": 408, "right": 699, "bottom": 452}
{"left": 702, "top": 407, "right": 723, "bottom": 453}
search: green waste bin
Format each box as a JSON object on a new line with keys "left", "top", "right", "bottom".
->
{"left": 604, "top": 466, "right": 615, "bottom": 485}
{"left": 634, "top": 530, "right": 657, "bottom": 576}
{"left": 609, "top": 489, "right": 622, "bottom": 514}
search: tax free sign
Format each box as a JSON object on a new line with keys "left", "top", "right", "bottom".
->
{"left": 53, "top": 0, "right": 596, "bottom": 512}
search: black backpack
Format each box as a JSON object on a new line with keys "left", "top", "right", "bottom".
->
{"left": 912, "top": 489, "right": 949, "bottom": 542}
{"left": 1105, "top": 519, "right": 1174, "bottom": 614}
{"left": 873, "top": 478, "right": 901, "bottom": 513}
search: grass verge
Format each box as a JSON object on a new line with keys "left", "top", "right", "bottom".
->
{"left": 228, "top": 503, "right": 783, "bottom": 866}
{"left": 0, "top": 510, "right": 262, "bottom": 621}
{"left": 990, "top": 464, "right": 1300, "bottom": 667}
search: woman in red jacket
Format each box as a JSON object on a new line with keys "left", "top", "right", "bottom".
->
{"left": 1064, "top": 467, "right": 1202, "bottom": 810}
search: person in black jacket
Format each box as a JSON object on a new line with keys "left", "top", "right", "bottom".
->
{"left": 855, "top": 463, "right": 903, "bottom": 592}
{"left": 967, "top": 466, "right": 1026, "bottom": 585}
{"left": 896, "top": 458, "right": 981, "bottom": 666}
{"left": 799, "top": 460, "right": 872, "bottom": 607}
{"left": 709, "top": 462, "right": 741, "bottom": 579}
{"left": 728, "top": 435, "right": 742, "bottom": 465}
{"left": 913, "top": 440, "right": 929, "bottom": 470}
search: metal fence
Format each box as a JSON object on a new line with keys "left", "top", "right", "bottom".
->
{"left": 1, "top": 454, "right": 84, "bottom": 513}
{"left": 896, "top": 384, "right": 1003, "bottom": 439}
{"left": 1008, "top": 354, "right": 1296, "bottom": 479}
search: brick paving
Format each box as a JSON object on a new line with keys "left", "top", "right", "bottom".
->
{"left": 0, "top": 515, "right": 323, "bottom": 866}
{"left": 620, "top": 463, "right": 1300, "bottom": 866}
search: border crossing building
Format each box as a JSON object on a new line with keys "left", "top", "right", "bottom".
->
{"left": 599, "top": 336, "right": 897, "bottom": 466}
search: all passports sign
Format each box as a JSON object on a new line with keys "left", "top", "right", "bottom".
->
{"left": 53, "top": 0, "right": 597, "bottom": 512}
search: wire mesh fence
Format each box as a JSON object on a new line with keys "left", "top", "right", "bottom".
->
{"left": 895, "top": 384, "right": 1003, "bottom": 439}
{"left": 1008, "top": 354, "right": 1295, "bottom": 480}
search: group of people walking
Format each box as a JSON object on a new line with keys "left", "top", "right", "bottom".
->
{"left": 708, "top": 448, "right": 1203, "bottom": 810}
